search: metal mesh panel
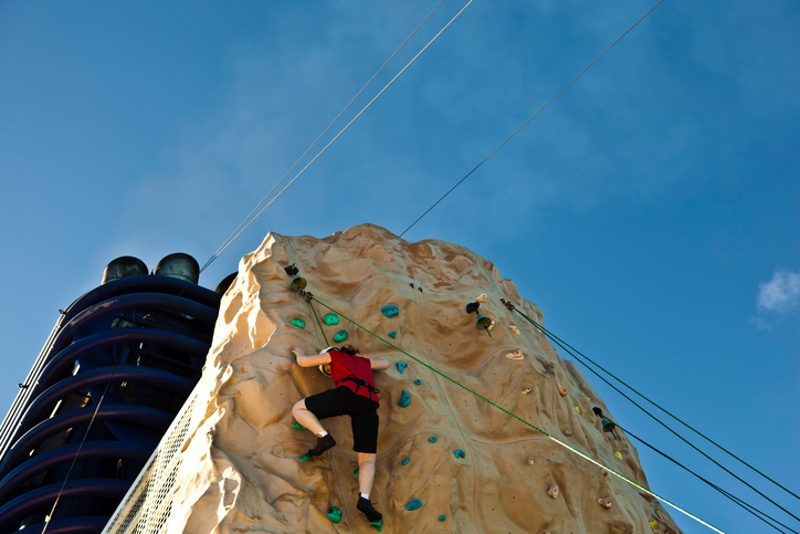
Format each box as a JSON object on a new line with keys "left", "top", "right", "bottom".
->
{"left": 102, "top": 392, "right": 198, "bottom": 534}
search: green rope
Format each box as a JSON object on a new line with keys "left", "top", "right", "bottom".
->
{"left": 310, "top": 296, "right": 726, "bottom": 534}
{"left": 307, "top": 299, "right": 330, "bottom": 347}
{"left": 511, "top": 306, "right": 800, "bottom": 524}
{"left": 620, "top": 425, "right": 794, "bottom": 534}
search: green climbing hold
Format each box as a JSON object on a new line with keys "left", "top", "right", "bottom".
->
{"left": 429, "top": 436, "right": 437, "bottom": 443}
{"left": 370, "top": 518, "right": 384, "bottom": 532}
{"left": 401, "top": 458, "right": 410, "bottom": 466}
{"left": 381, "top": 305, "right": 399, "bottom": 318}
{"left": 397, "top": 361, "right": 407, "bottom": 374}
{"left": 291, "top": 423, "right": 306, "bottom": 430}
{"left": 454, "top": 449, "right": 466, "bottom": 459}
{"left": 414, "top": 379, "right": 422, "bottom": 385}
{"left": 300, "top": 453, "right": 312, "bottom": 463}
{"left": 353, "top": 467, "right": 359, "bottom": 477}
{"left": 333, "top": 330, "right": 348, "bottom": 342}
{"left": 438, "top": 515, "right": 446, "bottom": 522}
{"left": 388, "top": 330, "right": 397, "bottom": 338}
{"left": 398, "top": 390, "right": 411, "bottom": 408}
{"left": 323, "top": 313, "right": 339, "bottom": 325}
{"left": 326, "top": 506, "right": 342, "bottom": 523}
{"left": 405, "top": 498, "right": 423, "bottom": 511}
{"left": 290, "top": 318, "right": 306, "bottom": 329}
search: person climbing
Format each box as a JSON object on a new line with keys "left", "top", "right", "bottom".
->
{"left": 292, "top": 344, "right": 391, "bottom": 526}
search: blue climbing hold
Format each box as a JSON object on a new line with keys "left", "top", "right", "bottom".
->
{"left": 414, "top": 379, "right": 422, "bottom": 385}
{"left": 438, "top": 515, "right": 447, "bottom": 522}
{"left": 290, "top": 318, "right": 305, "bottom": 329}
{"left": 388, "top": 330, "right": 397, "bottom": 339}
{"left": 402, "top": 458, "right": 410, "bottom": 466}
{"left": 333, "top": 330, "right": 348, "bottom": 342}
{"left": 405, "top": 498, "right": 423, "bottom": 511}
{"left": 398, "top": 390, "right": 411, "bottom": 408}
{"left": 381, "top": 305, "right": 399, "bottom": 318}
{"left": 429, "top": 436, "right": 437, "bottom": 443}
{"left": 454, "top": 449, "right": 466, "bottom": 459}
{"left": 323, "top": 313, "right": 339, "bottom": 326}
{"left": 397, "top": 361, "right": 407, "bottom": 374}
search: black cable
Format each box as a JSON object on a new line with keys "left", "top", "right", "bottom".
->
{"left": 514, "top": 307, "right": 800, "bottom": 523}
{"left": 620, "top": 425, "right": 796, "bottom": 534}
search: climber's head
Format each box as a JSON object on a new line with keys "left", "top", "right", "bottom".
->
{"left": 338, "top": 344, "right": 360, "bottom": 355}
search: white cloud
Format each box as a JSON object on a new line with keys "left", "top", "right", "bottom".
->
{"left": 752, "top": 268, "right": 800, "bottom": 330}
{"left": 758, "top": 269, "right": 800, "bottom": 313}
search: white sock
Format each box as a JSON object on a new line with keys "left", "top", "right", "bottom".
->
{"left": 316, "top": 431, "right": 328, "bottom": 438}
{"left": 360, "top": 492, "right": 369, "bottom": 500}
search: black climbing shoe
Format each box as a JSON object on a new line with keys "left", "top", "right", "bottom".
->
{"left": 307, "top": 434, "right": 336, "bottom": 456}
{"left": 357, "top": 496, "right": 383, "bottom": 523}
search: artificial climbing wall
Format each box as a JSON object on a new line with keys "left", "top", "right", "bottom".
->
{"left": 107, "top": 223, "right": 682, "bottom": 534}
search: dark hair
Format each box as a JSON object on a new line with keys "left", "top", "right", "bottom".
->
{"left": 338, "top": 344, "right": 360, "bottom": 355}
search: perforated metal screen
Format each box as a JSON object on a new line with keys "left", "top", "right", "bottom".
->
{"left": 102, "top": 393, "right": 198, "bottom": 534}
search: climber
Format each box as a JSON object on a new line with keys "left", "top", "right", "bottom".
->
{"left": 292, "top": 344, "right": 391, "bottom": 525}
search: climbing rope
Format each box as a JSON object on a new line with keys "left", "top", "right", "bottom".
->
{"left": 510, "top": 305, "right": 800, "bottom": 525}
{"left": 203, "top": 1, "right": 444, "bottom": 274}
{"left": 399, "top": 0, "right": 664, "bottom": 238}
{"left": 201, "top": 1, "right": 444, "bottom": 273}
{"left": 308, "top": 299, "right": 330, "bottom": 347}
{"left": 619, "top": 425, "right": 796, "bottom": 534}
{"left": 199, "top": 0, "right": 474, "bottom": 274}
{"left": 307, "top": 296, "right": 726, "bottom": 534}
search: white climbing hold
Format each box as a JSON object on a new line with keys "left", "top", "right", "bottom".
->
{"left": 509, "top": 325, "right": 521, "bottom": 336}
{"left": 505, "top": 349, "right": 524, "bottom": 361}
{"left": 563, "top": 429, "right": 573, "bottom": 436}
{"left": 526, "top": 457, "right": 535, "bottom": 466}
{"left": 521, "top": 386, "right": 532, "bottom": 395}
{"left": 547, "top": 484, "right": 559, "bottom": 499}
{"left": 598, "top": 497, "right": 612, "bottom": 509}
{"left": 475, "top": 293, "right": 488, "bottom": 303}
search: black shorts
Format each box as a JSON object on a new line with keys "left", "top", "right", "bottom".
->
{"left": 304, "top": 386, "right": 380, "bottom": 453}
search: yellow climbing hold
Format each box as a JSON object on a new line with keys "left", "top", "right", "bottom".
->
{"left": 614, "top": 451, "right": 623, "bottom": 460}
{"left": 649, "top": 520, "right": 658, "bottom": 530}
{"left": 574, "top": 406, "right": 580, "bottom": 414}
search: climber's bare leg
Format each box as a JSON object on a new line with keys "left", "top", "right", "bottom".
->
{"left": 292, "top": 399, "right": 325, "bottom": 436}
{"left": 357, "top": 452, "right": 377, "bottom": 495}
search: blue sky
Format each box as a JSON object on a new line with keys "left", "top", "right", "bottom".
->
{"left": 1, "top": 1, "right": 798, "bottom": 532}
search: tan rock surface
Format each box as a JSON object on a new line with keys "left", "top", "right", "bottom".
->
{"left": 165, "top": 223, "right": 682, "bottom": 533}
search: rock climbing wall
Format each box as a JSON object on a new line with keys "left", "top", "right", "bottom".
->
{"left": 163, "top": 223, "right": 682, "bottom": 534}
